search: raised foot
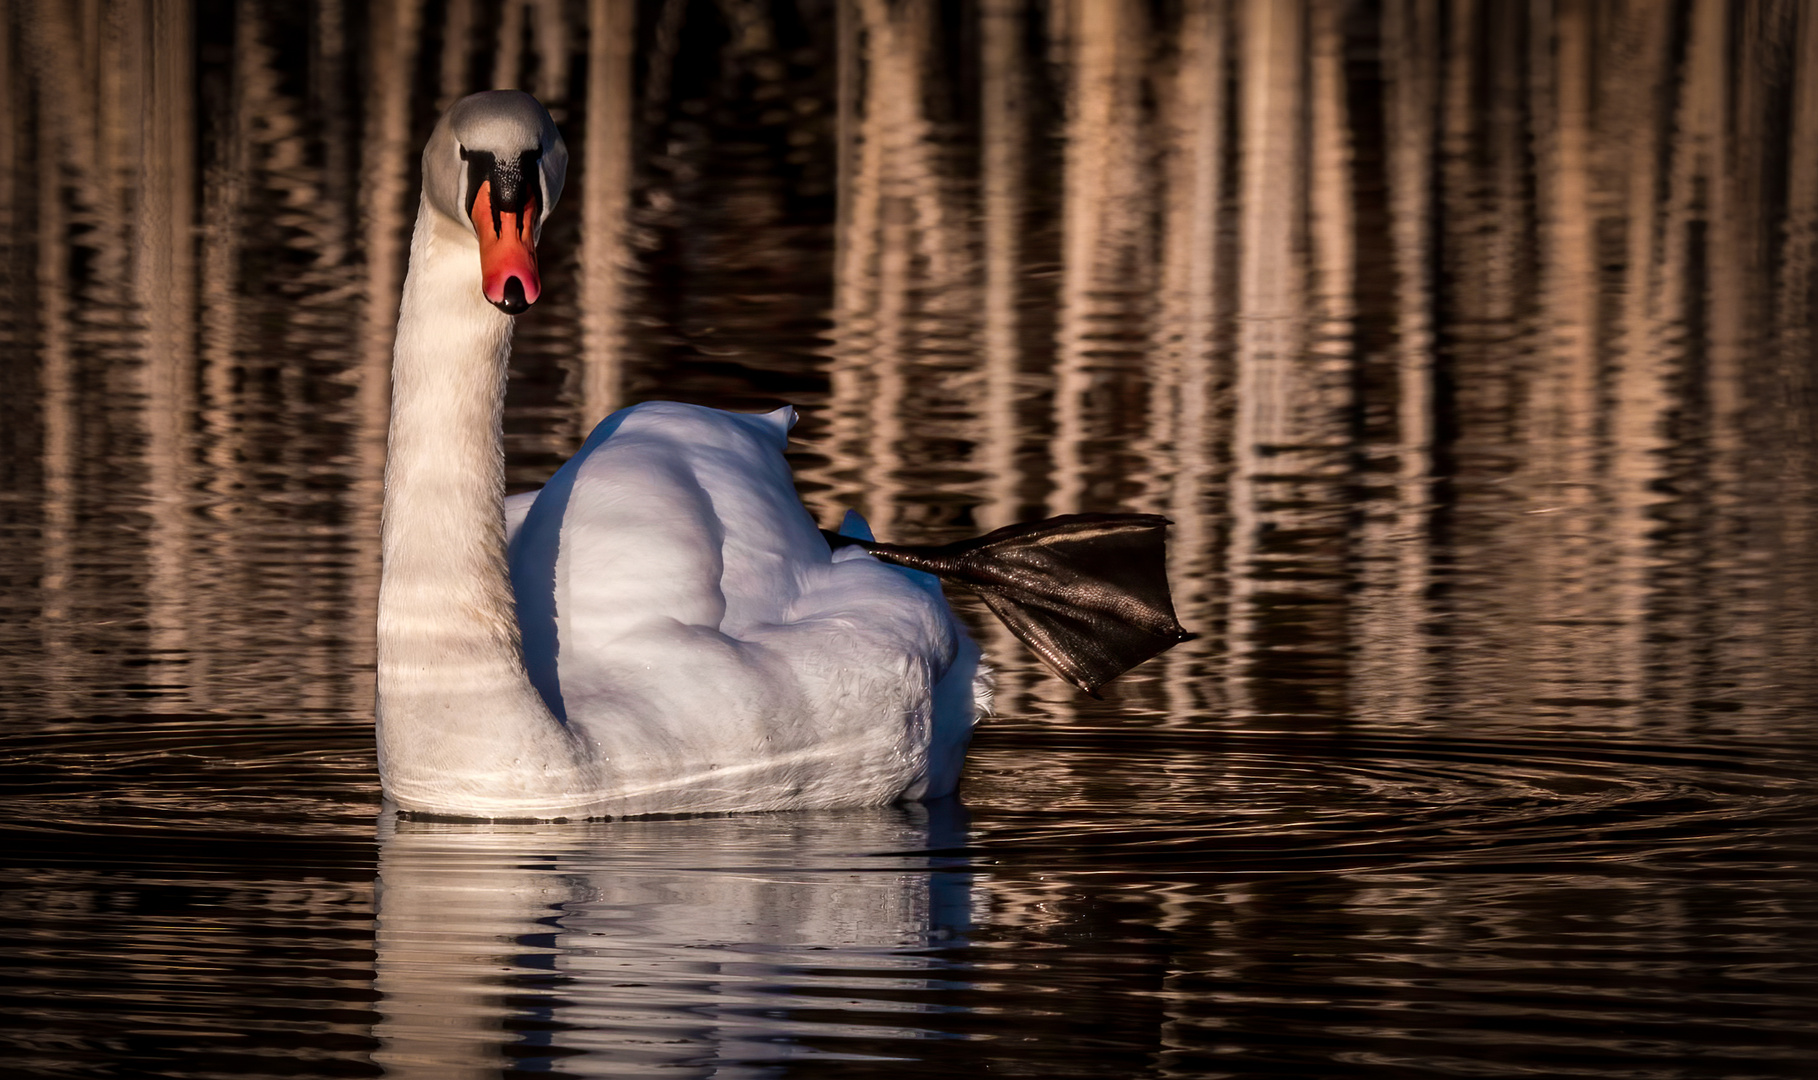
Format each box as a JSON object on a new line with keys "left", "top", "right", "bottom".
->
{"left": 828, "top": 514, "right": 1195, "bottom": 696}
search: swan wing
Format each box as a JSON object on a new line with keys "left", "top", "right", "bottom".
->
{"left": 506, "top": 402, "right": 970, "bottom": 813}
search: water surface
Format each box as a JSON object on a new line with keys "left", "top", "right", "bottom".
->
{"left": 3, "top": 1, "right": 1818, "bottom": 1077}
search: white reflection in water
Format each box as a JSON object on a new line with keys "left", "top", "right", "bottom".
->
{"left": 373, "top": 807, "right": 974, "bottom": 1076}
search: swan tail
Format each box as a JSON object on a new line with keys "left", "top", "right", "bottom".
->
{"left": 825, "top": 514, "right": 1195, "bottom": 696}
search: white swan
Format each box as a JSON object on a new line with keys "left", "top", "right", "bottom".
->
{"left": 376, "top": 90, "right": 983, "bottom": 819}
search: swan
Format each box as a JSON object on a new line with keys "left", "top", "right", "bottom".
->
{"left": 377, "top": 90, "right": 1187, "bottom": 820}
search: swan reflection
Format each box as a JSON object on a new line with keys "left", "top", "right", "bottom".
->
{"left": 373, "top": 804, "right": 974, "bottom": 1076}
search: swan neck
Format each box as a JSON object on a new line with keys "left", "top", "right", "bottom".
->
{"left": 376, "top": 198, "right": 579, "bottom": 812}
{"left": 381, "top": 199, "right": 517, "bottom": 666}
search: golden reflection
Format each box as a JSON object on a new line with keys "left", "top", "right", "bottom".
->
{"left": 1433, "top": 0, "right": 1531, "bottom": 714}
{"left": 1607, "top": 2, "right": 1676, "bottom": 720}
{"left": 353, "top": 0, "right": 425, "bottom": 709}
{"left": 976, "top": 0, "right": 1027, "bottom": 532}
{"left": 532, "top": 0, "right": 573, "bottom": 103}
{"left": 198, "top": 2, "right": 262, "bottom": 700}
{"left": 492, "top": 0, "right": 527, "bottom": 93}
{"left": 1149, "top": 0, "right": 1227, "bottom": 720}
{"left": 974, "top": 0, "right": 1035, "bottom": 713}
{"left": 0, "top": 5, "right": 12, "bottom": 232}
{"left": 196, "top": 3, "right": 251, "bottom": 544}
{"left": 487, "top": 0, "right": 575, "bottom": 102}
{"left": 437, "top": 0, "right": 478, "bottom": 112}
{"left": 577, "top": 0, "right": 636, "bottom": 427}
{"left": 1779, "top": 3, "right": 1818, "bottom": 671}
{"left": 1527, "top": 0, "right": 1619, "bottom": 715}
{"left": 1350, "top": 0, "right": 1439, "bottom": 727}
{"left": 10, "top": 0, "right": 1818, "bottom": 732}
{"left": 1699, "top": 0, "right": 1773, "bottom": 704}
{"left": 1228, "top": 0, "right": 1342, "bottom": 717}
{"left": 134, "top": 0, "right": 197, "bottom": 696}
{"left": 827, "top": 0, "right": 970, "bottom": 534}
{"left": 1051, "top": 0, "right": 1148, "bottom": 517}
{"left": 30, "top": 1, "right": 79, "bottom": 717}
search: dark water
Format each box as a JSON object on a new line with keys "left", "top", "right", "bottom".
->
{"left": 5, "top": 1, "right": 1818, "bottom": 1077}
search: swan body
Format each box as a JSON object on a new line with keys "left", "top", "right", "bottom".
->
{"left": 377, "top": 91, "right": 981, "bottom": 819}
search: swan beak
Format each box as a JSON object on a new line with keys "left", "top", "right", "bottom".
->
{"left": 469, "top": 180, "right": 540, "bottom": 315}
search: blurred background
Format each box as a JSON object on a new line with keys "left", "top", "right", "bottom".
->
{"left": 3, "top": 2, "right": 1818, "bottom": 1078}
{"left": 5, "top": 0, "right": 1818, "bottom": 721}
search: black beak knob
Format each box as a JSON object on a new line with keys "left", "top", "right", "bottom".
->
{"left": 494, "top": 276, "right": 531, "bottom": 315}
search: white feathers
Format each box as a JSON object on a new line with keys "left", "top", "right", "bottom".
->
{"left": 375, "top": 93, "right": 979, "bottom": 818}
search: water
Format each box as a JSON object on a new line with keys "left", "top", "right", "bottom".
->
{"left": 3, "top": 1, "right": 1818, "bottom": 1076}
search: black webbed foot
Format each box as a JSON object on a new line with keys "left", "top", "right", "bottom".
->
{"left": 825, "top": 514, "right": 1194, "bottom": 696}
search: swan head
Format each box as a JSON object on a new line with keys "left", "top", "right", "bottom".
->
{"left": 422, "top": 90, "right": 569, "bottom": 315}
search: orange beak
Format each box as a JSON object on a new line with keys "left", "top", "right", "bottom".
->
{"left": 470, "top": 179, "right": 540, "bottom": 314}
